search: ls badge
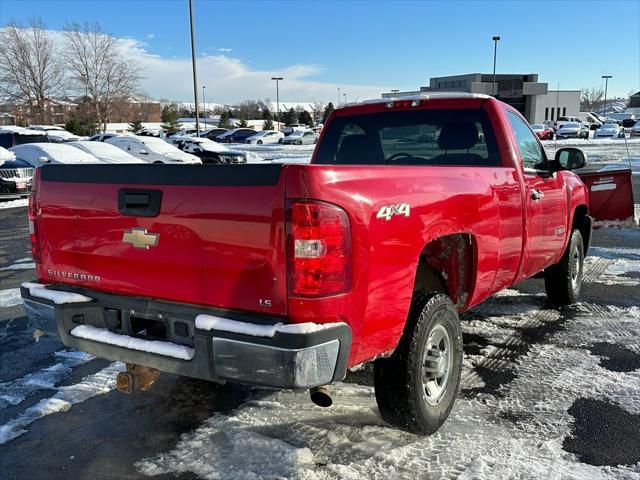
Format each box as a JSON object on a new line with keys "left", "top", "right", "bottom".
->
{"left": 376, "top": 203, "right": 410, "bottom": 221}
{"left": 122, "top": 228, "right": 159, "bottom": 249}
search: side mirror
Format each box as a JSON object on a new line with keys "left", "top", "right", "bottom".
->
{"left": 554, "top": 147, "right": 586, "bottom": 171}
{"left": 38, "top": 156, "right": 50, "bottom": 163}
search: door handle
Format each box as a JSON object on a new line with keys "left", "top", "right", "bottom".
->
{"left": 531, "top": 189, "right": 544, "bottom": 201}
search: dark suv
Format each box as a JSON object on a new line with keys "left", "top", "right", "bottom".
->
{"left": 0, "top": 127, "right": 51, "bottom": 148}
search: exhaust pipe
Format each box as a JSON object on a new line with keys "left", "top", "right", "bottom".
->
{"left": 309, "top": 385, "right": 332, "bottom": 408}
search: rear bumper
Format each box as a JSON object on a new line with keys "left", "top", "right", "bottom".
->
{"left": 21, "top": 285, "right": 351, "bottom": 390}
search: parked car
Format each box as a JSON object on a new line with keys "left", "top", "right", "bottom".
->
{"left": 215, "top": 128, "right": 257, "bottom": 143}
{"left": 10, "top": 143, "right": 100, "bottom": 167}
{"left": 0, "top": 156, "right": 33, "bottom": 199}
{"left": 555, "top": 116, "right": 583, "bottom": 131}
{"left": 22, "top": 93, "right": 631, "bottom": 437}
{"left": 556, "top": 123, "right": 589, "bottom": 140}
{"left": 67, "top": 141, "right": 145, "bottom": 164}
{"left": 106, "top": 135, "right": 201, "bottom": 163}
{"left": 530, "top": 124, "right": 554, "bottom": 140}
{"left": 594, "top": 123, "right": 626, "bottom": 138}
{"left": 28, "top": 125, "right": 79, "bottom": 143}
{"left": 282, "top": 130, "right": 318, "bottom": 145}
{"left": 177, "top": 137, "right": 246, "bottom": 164}
{"left": 244, "top": 130, "right": 284, "bottom": 144}
{"left": 0, "top": 126, "right": 51, "bottom": 149}
{"left": 282, "top": 123, "right": 308, "bottom": 135}
{"left": 166, "top": 128, "right": 207, "bottom": 144}
{"left": 630, "top": 122, "right": 640, "bottom": 137}
{"left": 202, "top": 128, "right": 229, "bottom": 140}
{"left": 621, "top": 118, "right": 637, "bottom": 129}
{"left": 89, "top": 133, "right": 119, "bottom": 142}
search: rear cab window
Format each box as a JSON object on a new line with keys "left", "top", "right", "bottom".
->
{"left": 314, "top": 108, "right": 501, "bottom": 166}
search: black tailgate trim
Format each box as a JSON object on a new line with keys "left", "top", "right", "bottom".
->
{"left": 39, "top": 163, "right": 284, "bottom": 186}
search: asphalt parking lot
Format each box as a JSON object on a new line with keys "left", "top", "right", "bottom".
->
{"left": 0, "top": 144, "right": 638, "bottom": 479}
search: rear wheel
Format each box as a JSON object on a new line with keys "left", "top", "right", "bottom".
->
{"left": 374, "top": 293, "right": 462, "bottom": 434}
{"left": 257, "top": 140, "right": 263, "bottom": 145}
{"left": 545, "top": 229, "right": 584, "bottom": 305}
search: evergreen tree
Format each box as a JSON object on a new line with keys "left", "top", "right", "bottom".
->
{"left": 64, "top": 118, "right": 83, "bottom": 136}
{"left": 218, "top": 109, "right": 231, "bottom": 129}
{"left": 322, "top": 102, "right": 335, "bottom": 123}
{"left": 128, "top": 118, "right": 144, "bottom": 134}
{"left": 236, "top": 113, "right": 249, "bottom": 128}
{"left": 282, "top": 107, "right": 297, "bottom": 126}
{"left": 160, "top": 103, "right": 181, "bottom": 134}
{"left": 263, "top": 118, "right": 274, "bottom": 130}
{"left": 299, "top": 110, "right": 313, "bottom": 127}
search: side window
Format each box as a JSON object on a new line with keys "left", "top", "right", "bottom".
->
{"left": 507, "top": 111, "right": 546, "bottom": 171}
{"left": 0, "top": 133, "right": 11, "bottom": 148}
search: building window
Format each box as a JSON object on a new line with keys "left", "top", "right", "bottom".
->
{"left": 563, "top": 107, "right": 566, "bottom": 116}
{"left": 551, "top": 107, "right": 555, "bottom": 120}
{"left": 545, "top": 107, "right": 549, "bottom": 120}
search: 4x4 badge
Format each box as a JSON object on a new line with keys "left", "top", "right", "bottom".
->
{"left": 122, "top": 228, "right": 159, "bottom": 249}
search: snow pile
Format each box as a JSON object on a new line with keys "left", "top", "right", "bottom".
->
{"left": 0, "top": 350, "right": 94, "bottom": 409}
{"left": 0, "top": 362, "right": 123, "bottom": 444}
{"left": 21, "top": 282, "right": 93, "bottom": 304}
{"left": 0, "top": 262, "right": 36, "bottom": 271}
{"left": 0, "top": 288, "right": 22, "bottom": 308}
{"left": 0, "top": 198, "right": 28, "bottom": 210}
{"left": 195, "top": 314, "right": 345, "bottom": 337}
{"left": 70, "top": 325, "right": 195, "bottom": 360}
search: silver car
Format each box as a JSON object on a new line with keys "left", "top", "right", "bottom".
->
{"left": 281, "top": 130, "right": 318, "bottom": 145}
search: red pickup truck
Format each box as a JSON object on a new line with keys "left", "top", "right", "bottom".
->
{"left": 21, "top": 94, "right": 633, "bottom": 434}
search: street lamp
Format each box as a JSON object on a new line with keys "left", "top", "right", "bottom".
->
{"left": 338, "top": 87, "right": 341, "bottom": 106}
{"left": 202, "top": 85, "right": 206, "bottom": 129}
{"left": 602, "top": 75, "right": 612, "bottom": 117}
{"left": 271, "top": 77, "right": 283, "bottom": 131}
{"left": 188, "top": 0, "right": 200, "bottom": 135}
{"left": 343, "top": 93, "right": 347, "bottom": 105}
{"left": 492, "top": 36, "right": 500, "bottom": 97}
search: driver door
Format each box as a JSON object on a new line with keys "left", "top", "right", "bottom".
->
{"left": 507, "top": 112, "right": 568, "bottom": 280}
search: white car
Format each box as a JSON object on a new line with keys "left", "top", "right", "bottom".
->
{"left": 28, "top": 125, "right": 80, "bottom": 143}
{"left": 106, "top": 135, "right": 201, "bottom": 164}
{"left": 9, "top": 143, "right": 100, "bottom": 166}
{"left": 631, "top": 123, "right": 640, "bottom": 137}
{"left": 281, "top": 130, "right": 318, "bottom": 145}
{"left": 244, "top": 130, "right": 284, "bottom": 145}
{"left": 177, "top": 137, "right": 247, "bottom": 164}
{"left": 67, "top": 141, "right": 145, "bottom": 163}
{"left": 594, "top": 123, "right": 625, "bottom": 139}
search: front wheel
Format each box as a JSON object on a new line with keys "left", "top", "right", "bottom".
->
{"left": 374, "top": 293, "right": 462, "bottom": 434}
{"left": 544, "top": 229, "right": 584, "bottom": 305}
{"left": 257, "top": 140, "right": 263, "bottom": 145}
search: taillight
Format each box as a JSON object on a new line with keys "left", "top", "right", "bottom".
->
{"left": 28, "top": 190, "right": 41, "bottom": 264}
{"left": 286, "top": 200, "right": 351, "bottom": 297}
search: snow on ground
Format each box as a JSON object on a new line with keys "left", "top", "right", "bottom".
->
{"left": 0, "top": 198, "right": 29, "bottom": 209}
{"left": 0, "top": 262, "right": 36, "bottom": 271}
{"left": 133, "top": 241, "right": 640, "bottom": 480}
{"left": 0, "top": 362, "right": 123, "bottom": 444}
{"left": 0, "top": 288, "right": 22, "bottom": 308}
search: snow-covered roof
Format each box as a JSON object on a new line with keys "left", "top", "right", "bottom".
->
{"left": 67, "top": 141, "right": 145, "bottom": 163}
{"left": 9, "top": 143, "right": 99, "bottom": 166}
{"left": 0, "top": 126, "right": 47, "bottom": 135}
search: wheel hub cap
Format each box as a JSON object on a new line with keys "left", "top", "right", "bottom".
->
{"left": 422, "top": 323, "right": 453, "bottom": 406}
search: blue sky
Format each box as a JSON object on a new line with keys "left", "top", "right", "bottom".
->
{"left": 1, "top": 0, "right": 638, "bottom": 102}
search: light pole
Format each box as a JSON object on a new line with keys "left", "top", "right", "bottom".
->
{"left": 188, "top": 0, "right": 200, "bottom": 135}
{"left": 343, "top": 93, "right": 347, "bottom": 105}
{"left": 338, "top": 87, "right": 341, "bottom": 106}
{"left": 202, "top": 85, "right": 206, "bottom": 128}
{"left": 492, "top": 36, "right": 500, "bottom": 96}
{"left": 271, "top": 76, "right": 283, "bottom": 131}
{"left": 602, "top": 75, "right": 612, "bottom": 117}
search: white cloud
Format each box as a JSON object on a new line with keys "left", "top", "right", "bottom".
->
{"left": 111, "top": 36, "right": 387, "bottom": 103}
{"left": 217, "top": 47, "right": 232, "bottom": 52}
{"left": 145, "top": 33, "right": 155, "bottom": 40}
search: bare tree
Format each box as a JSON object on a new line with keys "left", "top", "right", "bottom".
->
{"left": 0, "top": 19, "right": 64, "bottom": 124}
{"left": 63, "top": 22, "right": 140, "bottom": 132}
{"left": 580, "top": 87, "right": 604, "bottom": 112}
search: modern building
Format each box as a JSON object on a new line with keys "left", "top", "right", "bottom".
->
{"left": 382, "top": 73, "right": 581, "bottom": 124}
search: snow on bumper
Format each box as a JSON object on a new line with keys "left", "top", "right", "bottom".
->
{"left": 20, "top": 284, "right": 351, "bottom": 389}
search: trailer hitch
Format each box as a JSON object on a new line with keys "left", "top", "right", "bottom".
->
{"left": 116, "top": 363, "right": 160, "bottom": 394}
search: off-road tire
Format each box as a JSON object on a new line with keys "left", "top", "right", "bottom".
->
{"left": 545, "top": 229, "right": 584, "bottom": 305}
{"left": 374, "top": 293, "right": 463, "bottom": 434}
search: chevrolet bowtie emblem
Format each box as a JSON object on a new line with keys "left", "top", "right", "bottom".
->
{"left": 122, "top": 228, "right": 159, "bottom": 249}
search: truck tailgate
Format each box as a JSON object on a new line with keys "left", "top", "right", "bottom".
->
{"left": 34, "top": 164, "right": 288, "bottom": 316}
